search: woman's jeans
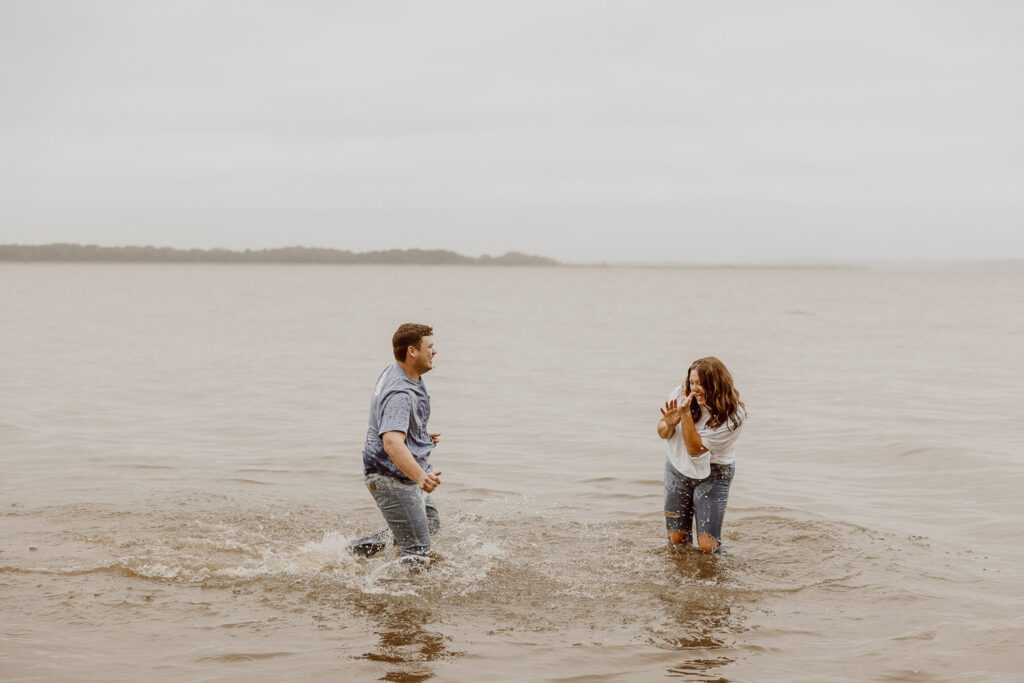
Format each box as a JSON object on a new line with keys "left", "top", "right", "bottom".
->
{"left": 350, "top": 473, "right": 440, "bottom": 562}
{"left": 663, "top": 459, "right": 734, "bottom": 553}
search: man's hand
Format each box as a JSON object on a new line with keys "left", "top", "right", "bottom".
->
{"left": 430, "top": 432, "right": 441, "bottom": 447}
{"left": 660, "top": 399, "right": 683, "bottom": 427}
{"left": 382, "top": 431, "right": 443, "bottom": 490}
{"left": 417, "top": 470, "right": 442, "bottom": 493}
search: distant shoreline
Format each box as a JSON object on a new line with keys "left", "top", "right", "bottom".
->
{"left": 0, "top": 244, "right": 560, "bottom": 266}
{"left": 1, "top": 244, "right": 1020, "bottom": 271}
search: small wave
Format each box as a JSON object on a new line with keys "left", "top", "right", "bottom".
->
{"left": 210, "top": 531, "right": 363, "bottom": 581}
{"left": 114, "top": 531, "right": 361, "bottom": 584}
{"left": 111, "top": 522, "right": 507, "bottom": 600}
{"left": 649, "top": 633, "right": 734, "bottom": 650}
{"left": 0, "top": 563, "right": 120, "bottom": 577}
{"left": 580, "top": 476, "right": 662, "bottom": 487}
{"left": 666, "top": 657, "right": 736, "bottom": 680}
{"left": 195, "top": 652, "right": 294, "bottom": 663}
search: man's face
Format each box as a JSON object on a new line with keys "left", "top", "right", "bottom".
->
{"left": 409, "top": 335, "right": 436, "bottom": 374}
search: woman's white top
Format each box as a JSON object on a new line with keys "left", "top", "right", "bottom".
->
{"left": 664, "top": 385, "right": 745, "bottom": 480}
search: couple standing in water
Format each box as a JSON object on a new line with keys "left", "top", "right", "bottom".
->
{"left": 349, "top": 324, "right": 746, "bottom": 566}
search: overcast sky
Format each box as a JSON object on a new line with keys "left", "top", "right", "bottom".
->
{"left": 1, "top": 1, "right": 1022, "bottom": 263}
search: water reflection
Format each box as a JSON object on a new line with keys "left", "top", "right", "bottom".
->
{"left": 650, "top": 547, "right": 743, "bottom": 680}
{"left": 354, "top": 601, "right": 462, "bottom": 682}
{"left": 667, "top": 657, "right": 733, "bottom": 681}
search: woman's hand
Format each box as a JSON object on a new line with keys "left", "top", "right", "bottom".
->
{"left": 679, "top": 391, "right": 694, "bottom": 409}
{"left": 661, "top": 399, "right": 683, "bottom": 427}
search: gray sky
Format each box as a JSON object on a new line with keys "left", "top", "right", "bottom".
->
{"left": 2, "top": 1, "right": 1022, "bottom": 263}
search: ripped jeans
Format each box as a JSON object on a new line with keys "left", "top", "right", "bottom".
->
{"left": 663, "top": 458, "right": 734, "bottom": 553}
{"left": 350, "top": 472, "right": 441, "bottom": 562}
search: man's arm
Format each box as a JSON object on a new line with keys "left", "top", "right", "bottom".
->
{"left": 382, "top": 431, "right": 442, "bottom": 492}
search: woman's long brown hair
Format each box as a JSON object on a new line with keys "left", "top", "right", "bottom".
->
{"left": 685, "top": 357, "right": 745, "bottom": 430}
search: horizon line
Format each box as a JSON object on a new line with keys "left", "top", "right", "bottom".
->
{"left": 1, "top": 242, "right": 1022, "bottom": 271}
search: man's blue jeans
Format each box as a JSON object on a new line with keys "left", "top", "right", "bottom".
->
{"left": 350, "top": 473, "right": 440, "bottom": 564}
{"left": 663, "top": 459, "right": 734, "bottom": 553}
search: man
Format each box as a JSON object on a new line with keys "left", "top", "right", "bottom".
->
{"left": 349, "top": 323, "right": 443, "bottom": 566}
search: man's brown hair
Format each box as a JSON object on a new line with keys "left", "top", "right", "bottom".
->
{"left": 392, "top": 323, "right": 433, "bottom": 362}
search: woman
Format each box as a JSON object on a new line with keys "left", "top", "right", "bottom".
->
{"left": 657, "top": 356, "right": 745, "bottom": 554}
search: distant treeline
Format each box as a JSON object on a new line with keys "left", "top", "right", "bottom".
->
{"left": 0, "top": 243, "right": 560, "bottom": 266}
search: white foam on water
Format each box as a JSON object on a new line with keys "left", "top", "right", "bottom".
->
{"left": 111, "top": 518, "right": 510, "bottom": 600}
{"left": 211, "top": 531, "right": 362, "bottom": 581}
{"left": 431, "top": 533, "right": 507, "bottom": 598}
{"left": 358, "top": 559, "right": 425, "bottom": 596}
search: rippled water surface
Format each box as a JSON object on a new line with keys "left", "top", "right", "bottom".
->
{"left": 2, "top": 264, "right": 1023, "bottom": 681}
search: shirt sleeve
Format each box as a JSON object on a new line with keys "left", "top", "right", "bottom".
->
{"left": 379, "top": 392, "right": 412, "bottom": 436}
{"left": 698, "top": 410, "right": 745, "bottom": 456}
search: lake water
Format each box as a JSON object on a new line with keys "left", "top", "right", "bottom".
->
{"left": 2, "top": 263, "right": 1023, "bottom": 681}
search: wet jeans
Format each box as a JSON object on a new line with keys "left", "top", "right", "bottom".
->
{"left": 350, "top": 473, "right": 440, "bottom": 562}
{"left": 663, "top": 458, "right": 734, "bottom": 553}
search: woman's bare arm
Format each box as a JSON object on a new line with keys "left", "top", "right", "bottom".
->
{"left": 658, "top": 399, "right": 681, "bottom": 439}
